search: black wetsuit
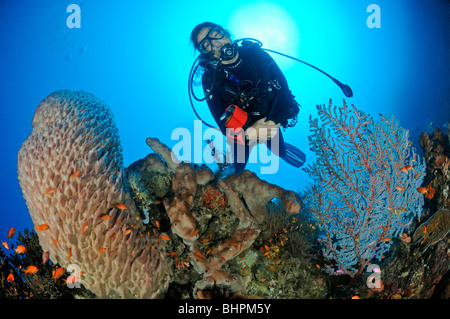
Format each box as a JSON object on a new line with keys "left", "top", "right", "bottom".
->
{"left": 201, "top": 41, "right": 300, "bottom": 172}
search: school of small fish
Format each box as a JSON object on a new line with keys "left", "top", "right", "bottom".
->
{"left": 1, "top": 168, "right": 136, "bottom": 286}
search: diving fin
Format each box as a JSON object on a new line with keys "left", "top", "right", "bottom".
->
{"left": 282, "top": 143, "right": 306, "bottom": 168}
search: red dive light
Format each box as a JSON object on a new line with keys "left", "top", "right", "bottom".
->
{"left": 221, "top": 105, "right": 248, "bottom": 130}
{"left": 220, "top": 105, "right": 248, "bottom": 145}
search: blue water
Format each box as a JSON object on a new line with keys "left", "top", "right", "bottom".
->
{"left": 0, "top": 0, "right": 449, "bottom": 245}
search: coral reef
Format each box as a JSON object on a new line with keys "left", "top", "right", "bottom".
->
{"left": 412, "top": 208, "right": 450, "bottom": 254}
{"left": 304, "top": 99, "right": 426, "bottom": 277}
{"left": 419, "top": 128, "right": 450, "bottom": 213}
{"left": 1, "top": 229, "right": 95, "bottom": 299}
{"left": 17, "top": 90, "right": 171, "bottom": 298}
{"left": 15, "top": 90, "right": 308, "bottom": 299}
{"left": 318, "top": 118, "right": 450, "bottom": 300}
{"left": 16, "top": 90, "right": 447, "bottom": 300}
{"left": 145, "top": 138, "right": 304, "bottom": 298}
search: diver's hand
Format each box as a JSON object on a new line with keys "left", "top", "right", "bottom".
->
{"left": 245, "top": 117, "right": 280, "bottom": 142}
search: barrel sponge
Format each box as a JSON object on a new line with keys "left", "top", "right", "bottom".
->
{"left": 17, "top": 90, "right": 172, "bottom": 298}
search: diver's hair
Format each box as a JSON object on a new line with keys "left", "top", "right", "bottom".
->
{"left": 190, "top": 22, "right": 232, "bottom": 51}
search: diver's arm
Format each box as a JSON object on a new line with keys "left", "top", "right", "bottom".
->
{"left": 206, "top": 98, "right": 227, "bottom": 134}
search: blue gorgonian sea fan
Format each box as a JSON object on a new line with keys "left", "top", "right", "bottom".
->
{"left": 304, "top": 99, "right": 426, "bottom": 277}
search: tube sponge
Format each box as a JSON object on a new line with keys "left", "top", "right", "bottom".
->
{"left": 17, "top": 90, "right": 171, "bottom": 298}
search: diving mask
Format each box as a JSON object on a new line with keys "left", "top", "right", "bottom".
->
{"left": 198, "top": 26, "right": 237, "bottom": 61}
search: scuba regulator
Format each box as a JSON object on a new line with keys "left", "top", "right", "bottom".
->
{"left": 219, "top": 42, "right": 238, "bottom": 61}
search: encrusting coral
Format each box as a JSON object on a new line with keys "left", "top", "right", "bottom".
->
{"left": 145, "top": 138, "right": 303, "bottom": 297}
{"left": 412, "top": 208, "right": 450, "bottom": 254}
{"left": 17, "top": 90, "right": 172, "bottom": 298}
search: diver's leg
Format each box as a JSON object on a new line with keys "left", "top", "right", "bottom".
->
{"left": 266, "top": 129, "right": 286, "bottom": 158}
{"left": 227, "top": 140, "right": 252, "bottom": 174}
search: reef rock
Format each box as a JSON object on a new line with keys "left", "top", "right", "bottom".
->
{"left": 145, "top": 138, "right": 303, "bottom": 297}
{"left": 413, "top": 208, "right": 450, "bottom": 254}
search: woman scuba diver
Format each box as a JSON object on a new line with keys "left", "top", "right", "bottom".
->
{"left": 190, "top": 22, "right": 306, "bottom": 174}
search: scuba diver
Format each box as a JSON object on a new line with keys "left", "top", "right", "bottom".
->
{"left": 190, "top": 22, "right": 306, "bottom": 174}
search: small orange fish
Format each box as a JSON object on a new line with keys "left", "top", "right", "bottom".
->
{"left": 194, "top": 251, "right": 205, "bottom": 259}
{"left": 160, "top": 234, "right": 171, "bottom": 241}
{"left": 151, "top": 245, "right": 156, "bottom": 251}
{"left": 53, "top": 238, "right": 58, "bottom": 245}
{"left": 220, "top": 256, "right": 226, "bottom": 262}
{"left": 7, "top": 273, "right": 14, "bottom": 282}
{"left": 264, "top": 245, "right": 270, "bottom": 252}
{"left": 269, "top": 265, "right": 276, "bottom": 271}
{"left": 166, "top": 252, "right": 176, "bottom": 256}
{"left": 417, "top": 187, "right": 427, "bottom": 194}
{"left": 45, "top": 188, "right": 55, "bottom": 195}
{"left": 206, "top": 249, "right": 211, "bottom": 256}
{"left": 189, "top": 229, "right": 199, "bottom": 238}
{"left": 7, "top": 228, "right": 15, "bottom": 240}
{"left": 71, "top": 169, "right": 80, "bottom": 179}
{"left": 423, "top": 226, "right": 427, "bottom": 234}
{"left": 100, "top": 215, "right": 111, "bottom": 221}
{"left": 52, "top": 267, "right": 65, "bottom": 281}
{"left": 381, "top": 237, "right": 391, "bottom": 242}
{"left": 259, "top": 278, "right": 266, "bottom": 282}
{"left": 115, "top": 203, "right": 128, "bottom": 210}
{"left": 124, "top": 229, "right": 132, "bottom": 236}
{"left": 351, "top": 295, "right": 360, "bottom": 299}
{"left": 98, "top": 248, "right": 106, "bottom": 253}
{"left": 15, "top": 245, "right": 27, "bottom": 254}
{"left": 242, "top": 265, "right": 248, "bottom": 272}
{"left": 194, "top": 254, "right": 203, "bottom": 263}
{"left": 200, "top": 239, "right": 209, "bottom": 243}
{"left": 2, "top": 241, "right": 9, "bottom": 249}
{"left": 280, "top": 240, "right": 285, "bottom": 247}
{"left": 24, "top": 266, "right": 38, "bottom": 275}
{"left": 155, "top": 220, "right": 160, "bottom": 229}
{"left": 400, "top": 165, "right": 412, "bottom": 173}
{"left": 239, "top": 252, "right": 247, "bottom": 261}
{"left": 65, "top": 275, "right": 80, "bottom": 285}
{"left": 36, "top": 224, "right": 49, "bottom": 231}
{"left": 81, "top": 224, "right": 89, "bottom": 233}
{"left": 68, "top": 248, "right": 72, "bottom": 260}
{"left": 395, "top": 186, "right": 405, "bottom": 192}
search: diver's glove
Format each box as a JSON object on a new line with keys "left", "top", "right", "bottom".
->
{"left": 245, "top": 117, "right": 281, "bottom": 143}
